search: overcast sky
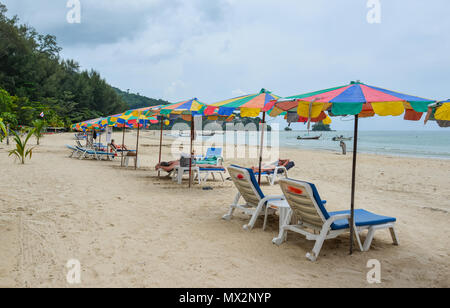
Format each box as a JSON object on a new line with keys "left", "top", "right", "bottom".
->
{"left": 2, "top": 0, "right": 450, "bottom": 130}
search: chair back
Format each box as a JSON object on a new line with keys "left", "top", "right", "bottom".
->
{"left": 279, "top": 178, "right": 330, "bottom": 228}
{"left": 228, "top": 165, "right": 264, "bottom": 207}
{"left": 206, "top": 147, "right": 222, "bottom": 158}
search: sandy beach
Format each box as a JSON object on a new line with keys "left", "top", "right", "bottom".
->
{"left": 0, "top": 131, "right": 449, "bottom": 288}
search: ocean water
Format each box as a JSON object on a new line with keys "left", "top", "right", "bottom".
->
{"left": 192, "top": 130, "right": 450, "bottom": 160}
{"left": 273, "top": 131, "right": 450, "bottom": 160}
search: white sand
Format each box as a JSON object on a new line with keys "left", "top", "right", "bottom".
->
{"left": 0, "top": 131, "right": 449, "bottom": 288}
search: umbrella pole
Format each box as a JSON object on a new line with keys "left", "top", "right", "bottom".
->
{"left": 158, "top": 119, "right": 163, "bottom": 178}
{"left": 121, "top": 125, "right": 125, "bottom": 167}
{"left": 135, "top": 121, "right": 140, "bottom": 170}
{"left": 258, "top": 112, "right": 266, "bottom": 185}
{"left": 349, "top": 115, "right": 359, "bottom": 255}
{"left": 189, "top": 116, "right": 194, "bottom": 188}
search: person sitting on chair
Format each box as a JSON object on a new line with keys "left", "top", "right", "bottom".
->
{"left": 110, "top": 139, "right": 128, "bottom": 151}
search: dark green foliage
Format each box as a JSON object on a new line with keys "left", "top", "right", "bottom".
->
{"left": 0, "top": 118, "right": 6, "bottom": 142}
{"left": 114, "top": 87, "right": 170, "bottom": 110}
{"left": 0, "top": 3, "right": 127, "bottom": 128}
{"left": 312, "top": 121, "right": 331, "bottom": 131}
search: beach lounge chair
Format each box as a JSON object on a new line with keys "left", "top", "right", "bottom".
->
{"left": 196, "top": 150, "right": 226, "bottom": 183}
{"left": 156, "top": 160, "right": 179, "bottom": 177}
{"left": 109, "top": 143, "right": 136, "bottom": 154}
{"left": 273, "top": 178, "right": 399, "bottom": 261}
{"left": 66, "top": 145, "right": 82, "bottom": 158}
{"left": 222, "top": 165, "right": 287, "bottom": 230}
{"left": 76, "top": 146, "right": 116, "bottom": 161}
{"left": 197, "top": 166, "right": 227, "bottom": 183}
{"left": 124, "top": 153, "right": 140, "bottom": 168}
{"left": 254, "top": 159, "right": 295, "bottom": 186}
{"left": 199, "top": 147, "right": 223, "bottom": 160}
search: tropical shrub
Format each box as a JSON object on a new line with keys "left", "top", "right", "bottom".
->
{"left": 0, "top": 118, "right": 6, "bottom": 142}
{"left": 33, "top": 119, "right": 45, "bottom": 145}
{"left": 8, "top": 128, "right": 35, "bottom": 164}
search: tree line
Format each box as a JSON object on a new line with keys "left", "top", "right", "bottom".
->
{"left": 0, "top": 3, "right": 127, "bottom": 129}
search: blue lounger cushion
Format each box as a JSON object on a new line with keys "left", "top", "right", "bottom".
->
{"left": 329, "top": 209, "right": 396, "bottom": 230}
{"left": 77, "top": 146, "right": 115, "bottom": 156}
{"left": 199, "top": 168, "right": 226, "bottom": 172}
{"left": 288, "top": 179, "right": 393, "bottom": 230}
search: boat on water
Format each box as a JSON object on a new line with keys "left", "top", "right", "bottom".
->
{"left": 297, "top": 134, "right": 322, "bottom": 140}
{"left": 199, "top": 131, "right": 215, "bottom": 137}
{"left": 332, "top": 135, "right": 353, "bottom": 142}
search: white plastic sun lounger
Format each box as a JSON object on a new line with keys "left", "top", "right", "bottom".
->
{"left": 254, "top": 160, "right": 295, "bottom": 186}
{"left": 76, "top": 146, "right": 115, "bottom": 161}
{"left": 222, "top": 165, "right": 287, "bottom": 230}
{"left": 66, "top": 145, "right": 82, "bottom": 158}
{"left": 273, "top": 178, "right": 399, "bottom": 261}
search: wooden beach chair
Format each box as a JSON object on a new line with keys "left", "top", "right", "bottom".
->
{"left": 273, "top": 178, "right": 399, "bottom": 261}
{"left": 222, "top": 165, "right": 287, "bottom": 230}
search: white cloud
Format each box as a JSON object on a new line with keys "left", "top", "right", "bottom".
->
{"left": 2, "top": 0, "right": 450, "bottom": 130}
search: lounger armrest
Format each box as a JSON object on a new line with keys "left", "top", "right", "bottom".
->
{"left": 274, "top": 166, "right": 288, "bottom": 174}
{"left": 217, "top": 156, "right": 224, "bottom": 166}
{"left": 258, "top": 195, "right": 285, "bottom": 207}
{"left": 324, "top": 213, "right": 351, "bottom": 229}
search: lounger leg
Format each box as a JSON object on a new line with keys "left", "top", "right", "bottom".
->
{"left": 263, "top": 206, "right": 270, "bottom": 231}
{"left": 270, "top": 174, "right": 276, "bottom": 186}
{"left": 363, "top": 227, "right": 376, "bottom": 252}
{"left": 243, "top": 202, "right": 265, "bottom": 231}
{"left": 219, "top": 172, "right": 225, "bottom": 182}
{"left": 353, "top": 223, "right": 364, "bottom": 252}
{"left": 306, "top": 226, "right": 329, "bottom": 262}
{"left": 222, "top": 193, "right": 240, "bottom": 220}
{"left": 389, "top": 226, "right": 399, "bottom": 246}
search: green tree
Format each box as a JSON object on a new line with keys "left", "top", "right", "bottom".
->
{"left": 312, "top": 121, "right": 332, "bottom": 132}
{"left": 0, "top": 3, "right": 127, "bottom": 128}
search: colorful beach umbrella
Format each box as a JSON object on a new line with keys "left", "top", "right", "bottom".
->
{"left": 205, "top": 88, "right": 280, "bottom": 117}
{"left": 274, "top": 81, "right": 433, "bottom": 120}
{"left": 206, "top": 89, "right": 280, "bottom": 184}
{"left": 274, "top": 81, "right": 435, "bottom": 255}
{"left": 157, "top": 98, "right": 207, "bottom": 187}
{"left": 159, "top": 98, "right": 207, "bottom": 116}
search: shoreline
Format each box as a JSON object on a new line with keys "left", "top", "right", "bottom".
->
{"left": 138, "top": 130, "right": 450, "bottom": 161}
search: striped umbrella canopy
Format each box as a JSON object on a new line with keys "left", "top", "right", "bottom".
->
{"left": 206, "top": 89, "right": 280, "bottom": 184}
{"left": 434, "top": 100, "right": 450, "bottom": 121}
{"left": 274, "top": 81, "right": 435, "bottom": 256}
{"left": 159, "top": 98, "right": 207, "bottom": 116}
{"left": 205, "top": 88, "right": 280, "bottom": 117}
{"left": 142, "top": 105, "right": 167, "bottom": 117}
{"left": 73, "top": 117, "right": 103, "bottom": 131}
{"left": 425, "top": 100, "right": 450, "bottom": 128}
{"left": 273, "top": 81, "right": 434, "bottom": 121}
